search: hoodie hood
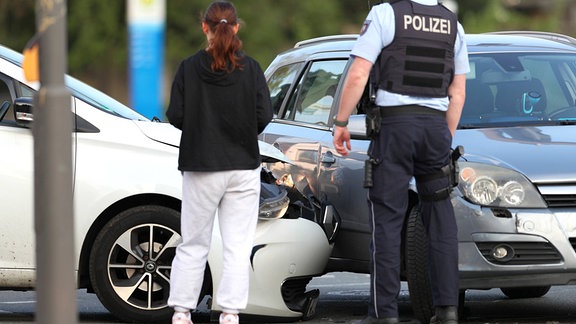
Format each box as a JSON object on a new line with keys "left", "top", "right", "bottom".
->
{"left": 196, "top": 50, "right": 239, "bottom": 87}
{"left": 455, "top": 125, "right": 576, "bottom": 183}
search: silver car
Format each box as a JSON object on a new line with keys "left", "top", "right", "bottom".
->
{"left": 260, "top": 31, "right": 576, "bottom": 323}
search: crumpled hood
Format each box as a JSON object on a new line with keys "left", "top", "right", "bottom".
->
{"left": 134, "top": 121, "right": 292, "bottom": 164}
{"left": 454, "top": 125, "right": 576, "bottom": 183}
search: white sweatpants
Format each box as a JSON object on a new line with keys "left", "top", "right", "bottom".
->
{"left": 168, "top": 167, "right": 261, "bottom": 314}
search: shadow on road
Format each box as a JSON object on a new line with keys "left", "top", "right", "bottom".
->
{"left": 1, "top": 273, "right": 576, "bottom": 323}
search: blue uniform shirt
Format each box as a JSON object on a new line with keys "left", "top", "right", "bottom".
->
{"left": 351, "top": 0, "right": 470, "bottom": 111}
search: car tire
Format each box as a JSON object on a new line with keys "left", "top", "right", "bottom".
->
{"left": 88, "top": 205, "right": 181, "bottom": 323}
{"left": 500, "top": 286, "right": 551, "bottom": 299}
{"left": 404, "top": 203, "right": 434, "bottom": 324}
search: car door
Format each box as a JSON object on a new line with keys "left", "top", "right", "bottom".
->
{"left": 263, "top": 59, "right": 342, "bottom": 211}
{"left": 0, "top": 60, "right": 78, "bottom": 284}
{"left": 0, "top": 67, "right": 36, "bottom": 277}
{"left": 262, "top": 57, "right": 373, "bottom": 270}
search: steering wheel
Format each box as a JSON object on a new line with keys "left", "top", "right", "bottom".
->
{"left": 548, "top": 106, "right": 576, "bottom": 119}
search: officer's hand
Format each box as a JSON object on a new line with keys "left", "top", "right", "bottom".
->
{"left": 333, "top": 126, "right": 351, "bottom": 156}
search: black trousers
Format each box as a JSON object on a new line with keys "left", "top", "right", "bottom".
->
{"left": 366, "top": 107, "right": 459, "bottom": 318}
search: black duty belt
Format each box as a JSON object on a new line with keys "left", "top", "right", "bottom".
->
{"left": 378, "top": 105, "right": 446, "bottom": 117}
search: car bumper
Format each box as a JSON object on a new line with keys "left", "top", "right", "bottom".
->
{"left": 209, "top": 217, "right": 332, "bottom": 319}
{"left": 455, "top": 197, "right": 576, "bottom": 289}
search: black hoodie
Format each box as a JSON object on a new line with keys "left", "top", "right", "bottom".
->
{"left": 166, "top": 50, "right": 273, "bottom": 172}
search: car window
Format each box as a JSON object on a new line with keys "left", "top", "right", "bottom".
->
{"left": 66, "top": 76, "right": 148, "bottom": 121}
{"left": 0, "top": 74, "right": 15, "bottom": 124}
{"left": 0, "top": 80, "right": 10, "bottom": 118}
{"left": 267, "top": 62, "right": 303, "bottom": 117}
{"left": 461, "top": 53, "right": 576, "bottom": 126}
{"left": 283, "top": 60, "right": 347, "bottom": 126}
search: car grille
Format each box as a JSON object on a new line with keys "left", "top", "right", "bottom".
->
{"left": 537, "top": 183, "right": 576, "bottom": 208}
{"left": 541, "top": 193, "right": 576, "bottom": 208}
{"left": 476, "top": 242, "right": 563, "bottom": 265}
{"left": 282, "top": 277, "right": 312, "bottom": 312}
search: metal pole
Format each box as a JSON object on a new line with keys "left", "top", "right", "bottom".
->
{"left": 34, "top": 0, "right": 76, "bottom": 323}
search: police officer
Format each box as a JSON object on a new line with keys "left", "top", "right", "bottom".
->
{"left": 332, "top": 1, "right": 469, "bottom": 323}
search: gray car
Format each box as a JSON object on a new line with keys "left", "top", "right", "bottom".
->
{"left": 260, "top": 31, "right": 576, "bottom": 323}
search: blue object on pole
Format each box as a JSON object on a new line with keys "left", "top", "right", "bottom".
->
{"left": 128, "top": 0, "right": 165, "bottom": 120}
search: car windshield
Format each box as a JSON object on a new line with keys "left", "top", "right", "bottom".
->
{"left": 0, "top": 45, "right": 149, "bottom": 121}
{"left": 66, "top": 76, "right": 149, "bottom": 121}
{"left": 460, "top": 52, "right": 576, "bottom": 128}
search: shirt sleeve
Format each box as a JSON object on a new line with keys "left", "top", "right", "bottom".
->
{"left": 454, "top": 22, "right": 470, "bottom": 75}
{"left": 350, "top": 4, "right": 395, "bottom": 64}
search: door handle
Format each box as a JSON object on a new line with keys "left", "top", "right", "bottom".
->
{"left": 321, "top": 151, "right": 336, "bottom": 164}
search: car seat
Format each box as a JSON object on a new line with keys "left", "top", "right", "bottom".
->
{"left": 494, "top": 78, "right": 546, "bottom": 116}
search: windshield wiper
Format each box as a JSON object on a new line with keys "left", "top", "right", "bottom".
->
{"left": 458, "top": 124, "right": 481, "bottom": 129}
{"left": 558, "top": 119, "right": 576, "bottom": 125}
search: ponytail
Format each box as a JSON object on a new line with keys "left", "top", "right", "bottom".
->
{"left": 203, "top": 2, "right": 243, "bottom": 73}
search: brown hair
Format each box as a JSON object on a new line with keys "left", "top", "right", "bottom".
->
{"left": 203, "top": 1, "right": 243, "bottom": 73}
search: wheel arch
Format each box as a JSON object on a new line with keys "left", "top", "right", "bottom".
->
{"left": 77, "top": 193, "right": 181, "bottom": 291}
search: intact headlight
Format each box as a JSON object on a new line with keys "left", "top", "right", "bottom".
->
{"left": 457, "top": 162, "right": 546, "bottom": 208}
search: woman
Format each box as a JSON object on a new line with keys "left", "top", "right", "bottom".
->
{"left": 166, "top": 2, "right": 273, "bottom": 324}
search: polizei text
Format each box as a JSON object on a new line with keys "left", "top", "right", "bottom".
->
{"left": 403, "top": 15, "right": 451, "bottom": 34}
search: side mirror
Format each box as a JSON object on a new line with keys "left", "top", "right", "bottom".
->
{"left": 14, "top": 97, "right": 34, "bottom": 127}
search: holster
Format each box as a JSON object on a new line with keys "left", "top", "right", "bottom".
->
{"left": 414, "top": 145, "right": 464, "bottom": 201}
{"left": 450, "top": 145, "right": 464, "bottom": 187}
{"left": 365, "top": 104, "right": 381, "bottom": 138}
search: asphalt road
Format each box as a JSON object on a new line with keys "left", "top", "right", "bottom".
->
{"left": 1, "top": 272, "right": 576, "bottom": 323}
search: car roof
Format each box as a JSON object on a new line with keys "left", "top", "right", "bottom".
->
{"left": 467, "top": 32, "right": 576, "bottom": 53}
{"left": 266, "top": 35, "right": 356, "bottom": 69}
{"left": 269, "top": 31, "right": 576, "bottom": 67}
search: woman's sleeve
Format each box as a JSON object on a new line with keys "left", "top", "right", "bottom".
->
{"left": 166, "top": 63, "right": 185, "bottom": 130}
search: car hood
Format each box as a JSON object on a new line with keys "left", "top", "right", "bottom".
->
{"left": 134, "top": 121, "right": 182, "bottom": 147}
{"left": 134, "top": 121, "right": 292, "bottom": 164}
{"left": 454, "top": 125, "right": 576, "bottom": 183}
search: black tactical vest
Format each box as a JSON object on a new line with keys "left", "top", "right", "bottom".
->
{"left": 375, "top": 0, "right": 457, "bottom": 98}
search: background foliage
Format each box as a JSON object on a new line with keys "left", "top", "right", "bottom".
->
{"left": 1, "top": 0, "right": 575, "bottom": 111}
